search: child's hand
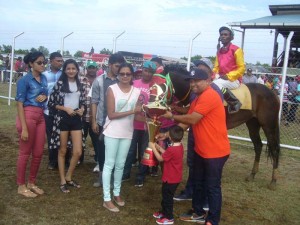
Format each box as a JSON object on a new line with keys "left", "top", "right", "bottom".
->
{"left": 149, "top": 142, "right": 155, "bottom": 149}
{"left": 155, "top": 143, "right": 161, "bottom": 151}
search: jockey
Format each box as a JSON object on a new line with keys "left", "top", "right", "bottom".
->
{"left": 213, "top": 26, "right": 246, "bottom": 113}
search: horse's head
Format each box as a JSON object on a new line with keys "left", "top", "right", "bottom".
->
{"left": 161, "top": 64, "right": 191, "bottom": 106}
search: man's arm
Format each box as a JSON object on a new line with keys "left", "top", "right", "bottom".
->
{"left": 227, "top": 48, "right": 246, "bottom": 81}
{"left": 163, "top": 110, "right": 203, "bottom": 126}
{"left": 91, "top": 80, "right": 100, "bottom": 134}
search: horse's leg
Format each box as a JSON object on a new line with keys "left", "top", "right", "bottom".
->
{"left": 261, "top": 123, "right": 280, "bottom": 190}
{"left": 245, "top": 118, "right": 263, "bottom": 182}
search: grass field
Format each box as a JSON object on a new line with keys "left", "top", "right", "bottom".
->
{"left": 0, "top": 85, "right": 300, "bottom": 225}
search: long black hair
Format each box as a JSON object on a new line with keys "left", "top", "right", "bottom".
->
{"left": 23, "top": 51, "right": 45, "bottom": 69}
{"left": 59, "top": 59, "right": 81, "bottom": 93}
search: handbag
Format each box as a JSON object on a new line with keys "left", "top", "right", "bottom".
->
{"left": 99, "top": 87, "right": 134, "bottom": 141}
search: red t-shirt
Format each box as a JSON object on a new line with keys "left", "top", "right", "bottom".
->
{"left": 188, "top": 87, "right": 230, "bottom": 158}
{"left": 162, "top": 144, "right": 184, "bottom": 184}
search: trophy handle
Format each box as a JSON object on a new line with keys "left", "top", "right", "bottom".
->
{"left": 142, "top": 104, "right": 146, "bottom": 112}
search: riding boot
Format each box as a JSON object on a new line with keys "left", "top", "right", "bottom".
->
{"left": 222, "top": 88, "right": 242, "bottom": 114}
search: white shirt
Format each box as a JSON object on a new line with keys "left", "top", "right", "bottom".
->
{"left": 103, "top": 83, "right": 140, "bottom": 139}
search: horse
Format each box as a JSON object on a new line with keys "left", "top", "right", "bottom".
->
{"left": 151, "top": 64, "right": 280, "bottom": 190}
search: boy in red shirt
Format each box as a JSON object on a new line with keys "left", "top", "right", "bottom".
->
{"left": 149, "top": 125, "right": 184, "bottom": 225}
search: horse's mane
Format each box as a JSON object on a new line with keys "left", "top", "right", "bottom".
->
{"left": 162, "top": 64, "right": 190, "bottom": 76}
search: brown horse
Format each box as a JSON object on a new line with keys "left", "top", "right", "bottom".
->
{"left": 154, "top": 65, "right": 280, "bottom": 190}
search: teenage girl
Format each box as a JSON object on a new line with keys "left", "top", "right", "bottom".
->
{"left": 48, "top": 59, "right": 86, "bottom": 193}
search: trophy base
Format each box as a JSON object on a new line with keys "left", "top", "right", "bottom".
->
{"left": 141, "top": 147, "right": 159, "bottom": 166}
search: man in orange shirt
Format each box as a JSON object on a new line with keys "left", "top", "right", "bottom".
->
{"left": 158, "top": 68, "right": 230, "bottom": 225}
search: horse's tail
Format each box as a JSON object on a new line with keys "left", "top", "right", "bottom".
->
{"left": 266, "top": 121, "right": 280, "bottom": 168}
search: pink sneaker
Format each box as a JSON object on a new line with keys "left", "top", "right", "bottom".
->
{"left": 156, "top": 217, "right": 174, "bottom": 225}
{"left": 153, "top": 211, "right": 164, "bottom": 219}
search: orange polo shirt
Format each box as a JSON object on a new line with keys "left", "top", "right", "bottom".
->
{"left": 188, "top": 87, "right": 230, "bottom": 158}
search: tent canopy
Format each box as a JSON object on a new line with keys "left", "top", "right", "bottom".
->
{"left": 228, "top": 4, "right": 300, "bottom": 48}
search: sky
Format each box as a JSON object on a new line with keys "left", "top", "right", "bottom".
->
{"left": 0, "top": 0, "right": 296, "bottom": 64}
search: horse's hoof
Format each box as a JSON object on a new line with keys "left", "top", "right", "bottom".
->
{"left": 268, "top": 181, "right": 276, "bottom": 191}
{"left": 245, "top": 174, "right": 255, "bottom": 182}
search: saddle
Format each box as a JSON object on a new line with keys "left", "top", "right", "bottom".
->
{"left": 223, "top": 84, "right": 252, "bottom": 110}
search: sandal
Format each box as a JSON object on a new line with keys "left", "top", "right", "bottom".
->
{"left": 18, "top": 188, "right": 37, "bottom": 198}
{"left": 59, "top": 184, "right": 70, "bottom": 193}
{"left": 113, "top": 196, "right": 125, "bottom": 207}
{"left": 66, "top": 180, "right": 80, "bottom": 188}
{"left": 28, "top": 184, "right": 44, "bottom": 195}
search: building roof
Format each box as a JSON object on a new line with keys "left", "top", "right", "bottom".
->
{"left": 229, "top": 14, "right": 300, "bottom": 29}
{"left": 228, "top": 4, "right": 300, "bottom": 48}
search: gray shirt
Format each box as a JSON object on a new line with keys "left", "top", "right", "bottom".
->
{"left": 242, "top": 75, "right": 257, "bottom": 84}
{"left": 91, "top": 73, "right": 118, "bottom": 126}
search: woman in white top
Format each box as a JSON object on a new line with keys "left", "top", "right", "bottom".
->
{"left": 102, "top": 63, "right": 141, "bottom": 212}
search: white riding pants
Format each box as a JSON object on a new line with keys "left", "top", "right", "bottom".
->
{"left": 213, "top": 78, "right": 240, "bottom": 90}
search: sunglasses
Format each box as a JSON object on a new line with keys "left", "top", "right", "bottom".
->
{"left": 35, "top": 61, "right": 47, "bottom": 65}
{"left": 119, "top": 72, "right": 132, "bottom": 77}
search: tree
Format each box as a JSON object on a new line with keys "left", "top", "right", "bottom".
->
{"left": 100, "top": 48, "right": 112, "bottom": 55}
{"left": 30, "top": 47, "right": 38, "bottom": 52}
{"left": 191, "top": 55, "right": 202, "bottom": 62}
{"left": 74, "top": 50, "right": 84, "bottom": 58}
{"left": 15, "top": 49, "right": 29, "bottom": 55}
{"left": 2, "top": 45, "right": 12, "bottom": 53}
{"left": 207, "top": 56, "right": 216, "bottom": 64}
{"left": 37, "top": 46, "right": 49, "bottom": 56}
{"left": 64, "top": 50, "right": 71, "bottom": 57}
{"left": 181, "top": 55, "right": 216, "bottom": 65}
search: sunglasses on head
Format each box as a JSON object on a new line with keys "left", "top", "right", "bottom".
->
{"left": 119, "top": 72, "right": 132, "bottom": 77}
{"left": 35, "top": 61, "right": 47, "bottom": 65}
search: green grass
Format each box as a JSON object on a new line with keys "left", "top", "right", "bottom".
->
{"left": 1, "top": 83, "right": 300, "bottom": 225}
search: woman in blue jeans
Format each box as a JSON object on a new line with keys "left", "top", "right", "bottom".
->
{"left": 102, "top": 63, "right": 141, "bottom": 212}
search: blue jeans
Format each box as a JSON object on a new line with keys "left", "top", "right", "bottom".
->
{"left": 98, "top": 125, "right": 105, "bottom": 171}
{"left": 123, "top": 129, "right": 148, "bottom": 178}
{"left": 102, "top": 136, "right": 131, "bottom": 201}
{"left": 184, "top": 128, "right": 195, "bottom": 197}
{"left": 192, "top": 153, "right": 229, "bottom": 225}
{"left": 81, "top": 121, "right": 99, "bottom": 163}
{"left": 44, "top": 114, "right": 57, "bottom": 167}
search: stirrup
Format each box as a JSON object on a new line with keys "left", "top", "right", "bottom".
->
{"left": 228, "top": 102, "right": 242, "bottom": 114}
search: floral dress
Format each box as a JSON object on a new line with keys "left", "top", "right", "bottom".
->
{"left": 48, "top": 80, "right": 87, "bottom": 151}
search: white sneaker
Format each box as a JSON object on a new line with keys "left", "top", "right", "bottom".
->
{"left": 93, "top": 164, "right": 100, "bottom": 172}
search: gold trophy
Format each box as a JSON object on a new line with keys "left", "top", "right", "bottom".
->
{"left": 141, "top": 102, "right": 167, "bottom": 166}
